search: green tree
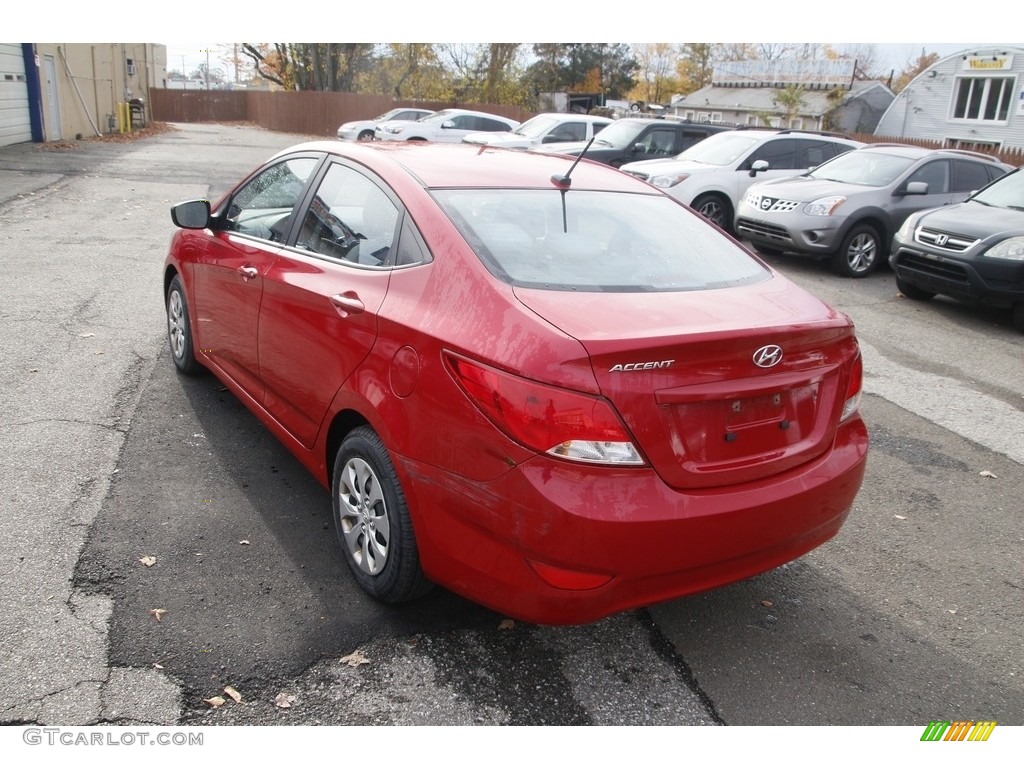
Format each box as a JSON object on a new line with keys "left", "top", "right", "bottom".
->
{"left": 526, "top": 44, "right": 638, "bottom": 99}
{"left": 773, "top": 84, "right": 808, "bottom": 127}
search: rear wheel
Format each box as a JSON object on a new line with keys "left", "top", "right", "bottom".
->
{"left": 691, "top": 193, "right": 733, "bottom": 233}
{"left": 332, "top": 426, "right": 432, "bottom": 603}
{"left": 896, "top": 277, "right": 935, "bottom": 301}
{"left": 832, "top": 223, "right": 882, "bottom": 277}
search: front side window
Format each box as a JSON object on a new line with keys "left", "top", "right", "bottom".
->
{"left": 433, "top": 189, "right": 769, "bottom": 292}
{"left": 296, "top": 163, "right": 400, "bottom": 267}
{"left": 952, "top": 77, "right": 1015, "bottom": 121}
{"left": 224, "top": 157, "right": 320, "bottom": 242}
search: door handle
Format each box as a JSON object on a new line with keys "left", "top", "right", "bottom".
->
{"left": 238, "top": 265, "right": 259, "bottom": 279}
{"left": 330, "top": 292, "right": 365, "bottom": 316}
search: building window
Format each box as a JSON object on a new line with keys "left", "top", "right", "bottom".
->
{"left": 789, "top": 118, "right": 803, "bottom": 130}
{"left": 711, "top": 112, "right": 722, "bottom": 123}
{"left": 684, "top": 111, "right": 695, "bottom": 121}
{"left": 952, "top": 77, "right": 1014, "bottom": 121}
{"left": 745, "top": 114, "right": 759, "bottom": 126}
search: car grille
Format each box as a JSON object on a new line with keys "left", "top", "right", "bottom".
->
{"left": 762, "top": 199, "right": 800, "bottom": 213}
{"left": 898, "top": 252, "right": 971, "bottom": 285}
{"left": 735, "top": 218, "right": 792, "bottom": 243}
{"left": 915, "top": 227, "right": 978, "bottom": 253}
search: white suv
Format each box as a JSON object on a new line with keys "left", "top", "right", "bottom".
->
{"left": 462, "top": 112, "right": 611, "bottom": 149}
{"left": 619, "top": 129, "right": 862, "bottom": 233}
{"left": 375, "top": 108, "right": 519, "bottom": 143}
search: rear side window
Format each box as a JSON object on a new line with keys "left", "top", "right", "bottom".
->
{"left": 745, "top": 139, "right": 798, "bottom": 170}
{"left": 433, "top": 189, "right": 769, "bottom": 292}
{"left": 953, "top": 160, "right": 996, "bottom": 193}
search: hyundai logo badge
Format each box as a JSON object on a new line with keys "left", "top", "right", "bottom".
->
{"left": 753, "top": 344, "right": 783, "bottom": 368}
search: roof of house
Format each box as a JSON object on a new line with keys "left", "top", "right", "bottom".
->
{"left": 671, "top": 80, "right": 893, "bottom": 117}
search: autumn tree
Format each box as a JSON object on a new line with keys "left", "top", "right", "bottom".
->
{"left": 891, "top": 50, "right": 941, "bottom": 93}
{"left": 525, "top": 44, "right": 638, "bottom": 99}
{"left": 630, "top": 43, "right": 682, "bottom": 106}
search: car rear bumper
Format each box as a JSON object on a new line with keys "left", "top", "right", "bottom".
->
{"left": 891, "top": 245, "right": 1024, "bottom": 308}
{"left": 396, "top": 416, "right": 868, "bottom": 625}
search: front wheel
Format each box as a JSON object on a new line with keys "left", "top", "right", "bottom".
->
{"left": 332, "top": 426, "right": 432, "bottom": 603}
{"left": 1013, "top": 302, "right": 1024, "bottom": 334}
{"left": 691, "top": 194, "right": 733, "bottom": 233}
{"left": 166, "top": 275, "right": 202, "bottom": 375}
{"left": 357, "top": 129, "right": 374, "bottom": 141}
{"left": 832, "top": 223, "right": 883, "bottom": 277}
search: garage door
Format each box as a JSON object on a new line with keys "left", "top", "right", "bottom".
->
{"left": 0, "top": 44, "right": 32, "bottom": 147}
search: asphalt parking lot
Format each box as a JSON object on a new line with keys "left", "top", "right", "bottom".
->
{"left": 0, "top": 124, "right": 1021, "bottom": 736}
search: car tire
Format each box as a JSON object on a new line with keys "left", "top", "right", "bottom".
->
{"left": 332, "top": 426, "right": 432, "bottom": 603}
{"left": 166, "top": 274, "right": 202, "bottom": 375}
{"left": 832, "top": 223, "right": 883, "bottom": 278}
{"left": 691, "top": 193, "right": 733, "bottom": 233}
{"left": 1013, "top": 303, "right": 1024, "bottom": 334}
{"left": 896, "top": 277, "right": 935, "bottom": 301}
{"left": 357, "top": 129, "right": 374, "bottom": 141}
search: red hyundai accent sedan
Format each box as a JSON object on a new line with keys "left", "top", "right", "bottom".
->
{"left": 163, "top": 140, "right": 868, "bottom": 625}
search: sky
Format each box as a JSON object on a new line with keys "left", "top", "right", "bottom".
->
{"left": 19, "top": 1, "right": 1020, "bottom": 65}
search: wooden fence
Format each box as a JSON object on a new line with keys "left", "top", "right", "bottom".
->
{"left": 150, "top": 89, "right": 533, "bottom": 138}
{"left": 149, "top": 90, "right": 1024, "bottom": 166}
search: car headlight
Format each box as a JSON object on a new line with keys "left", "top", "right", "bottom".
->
{"left": 895, "top": 215, "right": 919, "bottom": 242}
{"left": 983, "top": 236, "right": 1024, "bottom": 261}
{"left": 382, "top": 125, "right": 403, "bottom": 135}
{"left": 650, "top": 173, "right": 690, "bottom": 189}
{"left": 803, "top": 196, "right": 846, "bottom": 217}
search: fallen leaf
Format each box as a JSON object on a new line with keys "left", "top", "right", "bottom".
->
{"left": 204, "top": 696, "right": 226, "bottom": 708}
{"left": 761, "top": 600, "right": 773, "bottom": 608}
{"left": 153, "top": 663, "right": 164, "bottom": 670}
{"left": 948, "top": 609, "right": 957, "bottom": 615}
{"left": 30, "top": 368, "right": 38, "bottom": 373}
{"left": 139, "top": 555, "right": 157, "bottom": 567}
{"left": 239, "top": 540, "right": 250, "bottom": 546}
{"left": 341, "top": 649, "right": 370, "bottom": 667}
{"left": 274, "top": 693, "right": 296, "bottom": 709}
{"left": 223, "top": 685, "right": 242, "bottom": 703}
{"left": 979, "top": 470, "right": 997, "bottom": 479}
{"left": 498, "top": 619, "right": 515, "bottom": 630}
{"left": 149, "top": 608, "right": 167, "bottom": 622}
{"left": 78, "top": 332, "right": 95, "bottom": 338}
{"left": 894, "top": 514, "right": 907, "bottom": 520}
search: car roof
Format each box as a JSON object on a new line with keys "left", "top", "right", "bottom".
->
{"left": 852, "top": 143, "right": 1004, "bottom": 163}
{"left": 277, "top": 140, "right": 653, "bottom": 192}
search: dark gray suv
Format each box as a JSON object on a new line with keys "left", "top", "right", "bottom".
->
{"left": 890, "top": 166, "right": 1024, "bottom": 332}
{"left": 735, "top": 144, "right": 1012, "bottom": 277}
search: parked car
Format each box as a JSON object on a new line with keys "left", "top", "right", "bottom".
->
{"left": 531, "top": 118, "right": 733, "bottom": 168}
{"left": 621, "top": 129, "right": 862, "bottom": 234}
{"left": 462, "top": 112, "right": 612, "bottom": 149}
{"left": 375, "top": 108, "right": 519, "bottom": 142}
{"left": 163, "top": 140, "right": 867, "bottom": 625}
{"left": 735, "top": 144, "right": 1013, "bottom": 277}
{"left": 336, "top": 108, "right": 434, "bottom": 142}
{"left": 890, "top": 166, "right": 1024, "bottom": 332}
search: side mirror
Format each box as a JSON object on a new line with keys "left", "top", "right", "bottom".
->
{"left": 902, "top": 181, "right": 928, "bottom": 196}
{"left": 749, "top": 159, "right": 770, "bottom": 177}
{"left": 171, "top": 199, "right": 212, "bottom": 229}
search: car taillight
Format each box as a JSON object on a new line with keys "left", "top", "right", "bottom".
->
{"left": 841, "top": 351, "right": 862, "bottom": 422}
{"left": 445, "top": 353, "right": 645, "bottom": 465}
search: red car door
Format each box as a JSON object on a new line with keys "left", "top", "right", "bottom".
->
{"left": 192, "top": 156, "right": 320, "bottom": 400}
{"left": 257, "top": 161, "right": 404, "bottom": 448}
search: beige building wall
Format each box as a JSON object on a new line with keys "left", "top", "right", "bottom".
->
{"left": 33, "top": 43, "right": 166, "bottom": 141}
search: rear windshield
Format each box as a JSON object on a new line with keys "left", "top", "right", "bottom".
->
{"left": 432, "top": 189, "right": 770, "bottom": 292}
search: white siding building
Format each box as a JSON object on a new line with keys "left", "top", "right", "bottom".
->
{"left": 875, "top": 47, "right": 1024, "bottom": 151}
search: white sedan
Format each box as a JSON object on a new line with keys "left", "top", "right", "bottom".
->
{"left": 337, "top": 108, "right": 434, "bottom": 141}
{"left": 462, "top": 112, "right": 612, "bottom": 149}
{"left": 375, "top": 108, "right": 519, "bottom": 143}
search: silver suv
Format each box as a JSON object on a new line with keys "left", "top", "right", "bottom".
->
{"left": 735, "top": 144, "right": 1012, "bottom": 277}
{"left": 620, "top": 129, "right": 862, "bottom": 234}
